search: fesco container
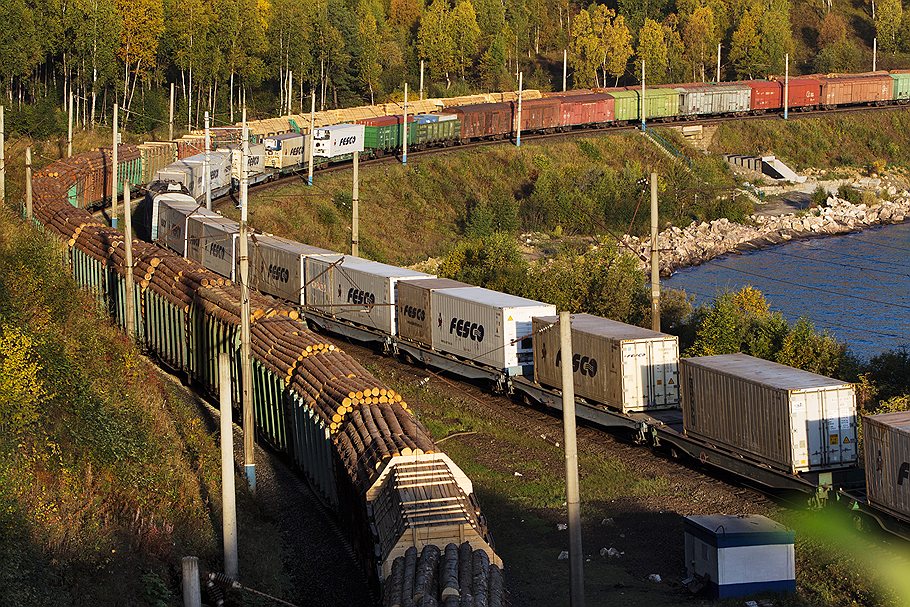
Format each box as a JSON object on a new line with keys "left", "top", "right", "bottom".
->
{"left": 155, "top": 151, "right": 232, "bottom": 199}
{"left": 226, "top": 143, "right": 266, "bottom": 180}
{"left": 677, "top": 84, "right": 751, "bottom": 116}
{"left": 429, "top": 287, "right": 555, "bottom": 375}
{"left": 558, "top": 93, "right": 615, "bottom": 126}
{"left": 889, "top": 70, "right": 910, "bottom": 100}
{"left": 186, "top": 215, "right": 239, "bottom": 280}
{"left": 681, "top": 354, "right": 857, "bottom": 473}
{"left": 820, "top": 73, "right": 893, "bottom": 106}
{"left": 741, "top": 80, "right": 782, "bottom": 111}
{"left": 149, "top": 190, "right": 197, "bottom": 241}
{"left": 264, "top": 133, "right": 306, "bottom": 169}
{"left": 305, "top": 255, "right": 435, "bottom": 335}
{"left": 312, "top": 124, "right": 366, "bottom": 158}
{"left": 396, "top": 278, "right": 476, "bottom": 347}
{"left": 245, "top": 233, "right": 338, "bottom": 305}
{"left": 155, "top": 197, "right": 221, "bottom": 256}
{"left": 863, "top": 411, "right": 910, "bottom": 522}
{"left": 451, "top": 103, "right": 513, "bottom": 139}
{"left": 532, "top": 314, "right": 679, "bottom": 412}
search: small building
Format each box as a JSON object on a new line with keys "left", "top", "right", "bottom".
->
{"left": 684, "top": 514, "right": 796, "bottom": 599}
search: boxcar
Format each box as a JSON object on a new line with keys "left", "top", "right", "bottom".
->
{"left": 741, "top": 80, "right": 782, "bottom": 112}
{"left": 677, "top": 84, "right": 751, "bottom": 116}
{"left": 820, "top": 73, "right": 893, "bottom": 107}
{"left": 601, "top": 88, "right": 679, "bottom": 122}
{"left": 558, "top": 93, "right": 614, "bottom": 127}
{"left": 413, "top": 114, "right": 460, "bottom": 147}
{"left": 358, "top": 115, "right": 417, "bottom": 153}
{"left": 451, "top": 103, "right": 513, "bottom": 140}
{"left": 512, "top": 97, "right": 561, "bottom": 132}
{"left": 775, "top": 76, "right": 822, "bottom": 108}
{"left": 890, "top": 70, "right": 910, "bottom": 101}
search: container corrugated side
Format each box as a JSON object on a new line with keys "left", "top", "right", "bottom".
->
{"left": 194, "top": 217, "right": 239, "bottom": 279}
{"left": 305, "top": 255, "right": 435, "bottom": 335}
{"left": 397, "top": 279, "right": 476, "bottom": 347}
{"left": 228, "top": 143, "right": 266, "bottom": 179}
{"left": 247, "top": 234, "right": 337, "bottom": 305}
{"left": 681, "top": 354, "right": 857, "bottom": 473}
{"left": 429, "top": 287, "right": 555, "bottom": 374}
{"left": 863, "top": 412, "right": 910, "bottom": 522}
{"left": 156, "top": 199, "right": 215, "bottom": 255}
{"left": 532, "top": 314, "right": 679, "bottom": 412}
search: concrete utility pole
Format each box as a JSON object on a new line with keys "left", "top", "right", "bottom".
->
{"left": 784, "top": 54, "right": 789, "bottom": 121}
{"left": 402, "top": 83, "right": 409, "bottom": 165}
{"left": 169, "top": 83, "right": 175, "bottom": 141}
{"left": 67, "top": 92, "right": 74, "bottom": 157}
{"left": 420, "top": 60, "right": 425, "bottom": 101}
{"left": 716, "top": 43, "right": 721, "bottom": 83}
{"left": 559, "top": 311, "right": 584, "bottom": 607}
{"left": 650, "top": 173, "right": 660, "bottom": 333}
{"left": 218, "top": 352, "right": 239, "bottom": 579}
{"left": 112, "top": 103, "right": 119, "bottom": 229}
{"left": 239, "top": 107, "right": 256, "bottom": 493}
{"left": 181, "top": 557, "right": 202, "bottom": 607}
{"left": 204, "top": 111, "right": 212, "bottom": 211}
{"left": 308, "top": 91, "right": 316, "bottom": 186}
{"left": 352, "top": 150, "right": 360, "bottom": 257}
{"left": 873, "top": 38, "right": 878, "bottom": 72}
{"left": 25, "top": 146, "right": 33, "bottom": 221}
{"left": 563, "top": 49, "right": 568, "bottom": 92}
{"left": 1, "top": 105, "right": 5, "bottom": 205}
{"left": 516, "top": 72, "right": 523, "bottom": 147}
{"left": 124, "top": 183, "right": 136, "bottom": 339}
{"left": 641, "top": 60, "right": 646, "bottom": 131}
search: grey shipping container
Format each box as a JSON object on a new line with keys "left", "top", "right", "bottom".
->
{"left": 305, "top": 255, "right": 435, "bottom": 335}
{"left": 532, "top": 314, "right": 679, "bottom": 413}
{"left": 155, "top": 151, "right": 232, "bottom": 199}
{"left": 397, "top": 278, "right": 477, "bottom": 347}
{"left": 681, "top": 354, "right": 857, "bottom": 473}
{"left": 863, "top": 411, "right": 910, "bottom": 522}
{"left": 150, "top": 191, "right": 197, "bottom": 242}
{"left": 677, "top": 84, "right": 751, "bottom": 116}
{"left": 156, "top": 198, "right": 217, "bottom": 256}
{"left": 246, "top": 233, "right": 338, "bottom": 305}
{"left": 429, "top": 287, "right": 556, "bottom": 375}
{"left": 186, "top": 215, "right": 239, "bottom": 280}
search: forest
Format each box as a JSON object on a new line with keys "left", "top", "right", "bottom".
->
{"left": 2, "top": 0, "right": 908, "bottom": 134}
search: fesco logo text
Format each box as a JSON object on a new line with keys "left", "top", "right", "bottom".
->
{"left": 402, "top": 305, "right": 426, "bottom": 321}
{"left": 449, "top": 318, "right": 485, "bottom": 342}
{"left": 209, "top": 242, "right": 227, "bottom": 260}
{"left": 555, "top": 350, "right": 599, "bottom": 377}
{"left": 267, "top": 263, "right": 290, "bottom": 283}
{"left": 899, "top": 462, "right": 909, "bottom": 486}
{"left": 347, "top": 288, "right": 375, "bottom": 306}
{"left": 338, "top": 136, "right": 357, "bottom": 146}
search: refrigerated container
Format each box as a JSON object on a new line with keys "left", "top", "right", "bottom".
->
{"left": 429, "top": 287, "right": 555, "bottom": 375}
{"left": 532, "top": 314, "right": 679, "bottom": 412}
{"left": 155, "top": 197, "right": 217, "bottom": 256}
{"left": 396, "top": 278, "right": 477, "bottom": 347}
{"left": 312, "top": 124, "right": 366, "bottom": 157}
{"left": 681, "top": 354, "right": 857, "bottom": 473}
{"left": 246, "top": 233, "right": 338, "bottom": 305}
{"left": 154, "top": 151, "right": 232, "bottom": 199}
{"left": 264, "top": 133, "right": 306, "bottom": 169}
{"left": 305, "top": 255, "right": 435, "bottom": 334}
{"left": 225, "top": 143, "right": 266, "bottom": 181}
{"left": 863, "top": 411, "right": 910, "bottom": 522}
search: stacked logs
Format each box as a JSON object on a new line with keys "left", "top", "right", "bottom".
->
{"left": 384, "top": 544, "right": 504, "bottom": 607}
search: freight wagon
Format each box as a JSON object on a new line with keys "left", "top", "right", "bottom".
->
{"left": 820, "top": 73, "right": 893, "bottom": 107}
{"left": 741, "top": 80, "right": 782, "bottom": 112}
{"left": 412, "top": 114, "right": 460, "bottom": 148}
{"left": 774, "top": 76, "right": 822, "bottom": 109}
{"left": 558, "top": 93, "right": 615, "bottom": 127}
{"left": 513, "top": 97, "right": 561, "bottom": 133}
{"left": 677, "top": 84, "right": 751, "bottom": 116}
{"left": 358, "top": 115, "right": 417, "bottom": 153}
{"left": 601, "top": 87, "right": 679, "bottom": 122}
{"left": 890, "top": 70, "right": 910, "bottom": 101}
{"left": 862, "top": 412, "right": 910, "bottom": 524}
{"left": 451, "top": 103, "right": 513, "bottom": 140}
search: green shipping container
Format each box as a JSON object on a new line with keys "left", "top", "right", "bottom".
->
{"left": 414, "top": 118, "right": 461, "bottom": 146}
{"left": 890, "top": 72, "right": 910, "bottom": 100}
{"left": 607, "top": 89, "right": 680, "bottom": 122}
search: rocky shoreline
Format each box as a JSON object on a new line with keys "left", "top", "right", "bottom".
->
{"left": 623, "top": 195, "right": 910, "bottom": 277}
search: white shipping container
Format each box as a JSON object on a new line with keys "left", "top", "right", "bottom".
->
{"left": 681, "top": 354, "right": 857, "bottom": 473}
{"left": 155, "top": 151, "right": 232, "bottom": 199}
{"left": 226, "top": 143, "right": 266, "bottom": 180}
{"left": 156, "top": 198, "right": 217, "bottom": 256}
{"left": 863, "top": 412, "right": 910, "bottom": 522}
{"left": 532, "top": 314, "right": 679, "bottom": 412}
{"left": 396, "top": 278, "right": 477, "bottom": 347}
{"left": 313, "top": 124, "right": 365, "bottom": 157}
{"left": 186, "top": 216, "right": 239, "bottom": 279}
{"left": 150, "top": 189, "right": 197, "bottom": 241}
{"left": 246, "top": 233, "right": 338, "bottom": 305}
{"left": 305, "top": 255, "right": 435, "bottom": 335}
{"left": 430, "top": 287, "right": 556, "bottom": 375}
{"left": 264, "top": 133, "right": 306, "bottom": 169}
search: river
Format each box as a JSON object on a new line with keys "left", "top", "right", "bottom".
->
{"left": 663, "top": 222, "right": 910, "bottom": 360}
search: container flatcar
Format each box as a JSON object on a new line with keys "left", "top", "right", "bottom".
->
{"left": 246, "top": 233, "right": 338, "bottom": 305}
{"left": 264, "top": 133, "right": 306, "bottom": 170}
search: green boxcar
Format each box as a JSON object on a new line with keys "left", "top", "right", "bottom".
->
{"left": 414, "top": 117, "right": 461, "bottom": 147}
{"left": 607, "top": 88, "right": 680, "bottom": 122}
{"left": 890, "top": 72, "right": 910, "bottom": 100}
{"left": 361, "top": 116, "right": 418, "bottom": 153}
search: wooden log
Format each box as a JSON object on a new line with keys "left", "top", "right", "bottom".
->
{"left": 402, "top": 546, "right": 419, "bottom": 607}
{"left": 458, "top": 543, "right": 472, "bottom": 597}
{"left": 414, "top": 544, "right": 441, "bottom": 603}
{"left": 440, "top": 544, "right": 461, "bottom": 599}
{"left": 471, "top": 550, "right": 489, "bottom": 607}
{"left": 488, "top": 567, "right": 503, "bottom": 607}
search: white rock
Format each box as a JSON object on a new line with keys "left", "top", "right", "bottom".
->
{"left": 558, "top": 551, "right": 569, "bottom": 560}
{"left": 648, "top": 574, "right": 662, "bottom": 583}
{"left": 557, "top": 523, "right": 567, "bottom": 531}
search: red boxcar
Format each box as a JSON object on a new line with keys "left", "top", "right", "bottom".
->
{"left": 558, "top": 93, "right": 615, "bottom": 127}
{"left": 770, "top": 76, "right": 823, "bottom": 108}
{"left": 451, "top": 102, "right": 513, "bottom": 140}
{"left": 742, "top": 80, "right": 782, "bottom": 111}
{"left": 512, "top": 97, "right": 562, "bottom": 132}
{"left": 819, "top": 73, "right": 893, "bottom": 106}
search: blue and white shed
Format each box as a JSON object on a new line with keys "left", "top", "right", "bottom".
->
{"left": 684, "top": 514, "right": 795, "bottom": 599}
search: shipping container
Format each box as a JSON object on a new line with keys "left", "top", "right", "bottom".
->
{"left": 677, "top": 84, "right": 751, "bottom": 116}
{"left": 312, "top": 124, "right": 366, "bottom": 157}
{"left": 224, "top": 143, "right": 267, "bottom": 181}
{"left": 358, "top": 115, "right": 417, "bottom": 152}
{"left": 681, "top": 354, "right": 857, "bottom": 473}
{"left": 264, "top": 133, "right": 306, "bottom": 169}
{"left": 558, "top": 93, "right": 615, "bottom": 127}
{"left": 246, "top": 233, "right": 338, "bottom": 305}
{"left": 397, "top": 278, "right": 477, "bottom": 347}
{"left": 512, "top": 97, "right": 561, "bottom": 132}
{"left": 771, "top": 76, "right": 822, "bottom": 108}
{"left": 429, "top": 287, "right": 555, "bottom": 375}
{"left": 451, "top": 103, "right": 513, "bottom": 140}
{"left": 148, "top": 188, "right": 197, "bottom": 241}
{"left": 741, "top": 80, "right": 783, "bottom": 111}
{"left": 600, "top": 88, "right": 680, "bottom": 122}
{"left": 154, "top": 151, "right": 232, "bottom": 199}
{"left": 305, "top": 255, "right": 435, "bottom": 335}
{"left": 155, "top": 197, "right": 216, "bottom": 255}
{"left": 532, "top": 314, "right": 679, "bottom": 412}
{"left": 863, "top": 411, "right": 910, "bottom": 523}
{"left": 889, "top": 70, "right": 910, "bottom": 100}
{"left": 820, "top": 73, "right": 893, "bottom": 106}
{"left": 186, "top": 215, "right": 239, "bottom": 280}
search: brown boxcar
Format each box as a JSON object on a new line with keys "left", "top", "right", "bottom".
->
{"left": 512, "top": 97, "right": 561, "bottom": 132}
{"left": 451, "top": 102, "right": 513, "bottom": 140}
{"left": 820, "top": 73, "right": 893, "bottom": 106}
{"left": 771, "top": 76, "right": 822, "bottom": 108}
{"left": 559, "top": 93, "right": 615, "bottom": 127}
{"left": 742, "top": 80, "right": 782, "bottom": 111}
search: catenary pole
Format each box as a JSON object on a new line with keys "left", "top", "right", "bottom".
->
{"left": 402, "top": 83, "right": 408, "bottom": 165}
{"left": 650, "top": 173, "right": 660, "bottom": 333}
{"left": 169, "top": 83, "right": 175, "bottom": 141}
{"left": 784, "top": 54, "right": 789, "bottom": 120}
{"left": 560, "top": 311, "right": 584, "bottom": 607}
{"left": 352, "top": 150, "right": 359, "bottom": 257}
{"left": 563, "top": 49, "right": 568, "bottom": 91}
{"left": 68, "top": 92, "right": 74, "bottom": 157}
{"left": 218, "top": 352, "right": 239, "bottom": 578}
{"left": 716, "top": 43, "right": 721, "bottom": 82}
{"left": 112, "top": 103, "right": 118, "bottom": 228}
{"left": 124, "top": 183, "right": 136, "bottom": 339}
{"left": 239, "top": 106, "right": 255, "bottom": 493}
{"left": 25, "top": 146, "right": 33, "bottom": 221}
{"left": 181, "top": 557, "right": 201, "bottom": 607}
{"left": 308, "top": 91, "right": 315, "bottom": 186}
{"left": 0, "top": 105, "right": 5, "bottom": 205}
{"left": 420, "top": 60, "right": 425, "bottom": 100}
{"left": 516, "top": 72, "right": 523, "bottom": 147}
{"left": 204, "top": 111, "right": 211, "bottom": 210}
{"left": 873, "top": 38, "right": 878, "bottom": 72}
{"left": 641, "top": 60, "right": 646, "bottom": 131}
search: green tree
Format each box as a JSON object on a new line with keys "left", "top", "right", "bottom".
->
{"left": 663, "top": 14, "right": 688, "bottom": 82}
{"left": 636, "top": 18, "right": 668, "bottom": 83}
{"left": 683, "top": 6, "right": 718, "bottom": 82}
{"left": 619, "top": 0, "right": 670, "bottom": 35}
{"left": 418, "top": 0, "right": 456, "bottom": 87}
{"left": 451, "top": 0, "right": 481, "bottom": 79}
{"left": 591, "top": 6, "right": 633, "bottom": 86}
{"left": 357, "top": 4, "right": 382, "bottom": 104}
{"left": 729, "top": 9, "right": 762, "bottom": 78}
{"left": 775, "top": 318, "right": 847, "bottom": 377}
{"left": 438, "top": 233, "right": 529, "bottom": 294}
{"left": 877, "top": 0, "right": 902, "bottom": 51}
{"left": 756, "top": 0, "right": 794, "bottom": 75}
{"left": 116, "top": 0, "right": 163, "bottom": 114}
{"left": 569, "top": 8, "right": 601, "bottom": 86}
{"left": 480, "top": 28, "right": 510, "bottom": 90}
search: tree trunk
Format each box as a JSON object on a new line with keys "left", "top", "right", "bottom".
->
{"left": 230, "top": 71, "right": 234, "bottom": 122}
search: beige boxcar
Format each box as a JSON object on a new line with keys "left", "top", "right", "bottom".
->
{"left": 681, "top": 354, "right": 857, "bottom": 473}
{"left": 396, "top": 278, "right": 476, "bottom": 347}
{"left": 863, "top": 411, "right": 910, "bottom": 522}
{"left": 532, "top": 314, "right": 679, "bottom": 413}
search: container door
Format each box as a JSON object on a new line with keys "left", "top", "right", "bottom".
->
{"left": 822, "top": 387, "right": 857, "bottom": 466}
{"left": 621, "top": 342, "right": 646, "bottom": 409}
{"left": 648, "top": 339, "right": 679, "bottom": 407}
{"left": 789, "top": 392, "right": 810, "bottom": 472}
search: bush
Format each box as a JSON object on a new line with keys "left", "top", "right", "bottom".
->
{"left": 837, "top": 185, "right": 862, "bottom": 204}
{"left": 810, "top": 185, "right": 830, "bottom": 208}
